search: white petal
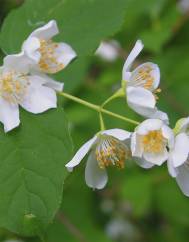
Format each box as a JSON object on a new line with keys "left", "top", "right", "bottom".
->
{"left": 124, "top": 72, "right": 132, "bottom": 82}
{"left": 0, "top": 97, "right": 20, "bottom": 132}
{"left": 130, "top": 62, "right": 160, "bottom": 90}
{"left": 53, "top": 42, "right": 77, "bottom": 68}
{"left": 131, "top": 132, "right": 143, "bottom": 157}
{"left": 102, "top": 129, "right": 131, "bottom": 141}
{"left": 170, "top": 133, "right": 189, "bottom": 167}
{"left": 29, "top": 20, "right": 59, "bottom": 40}
{"left": 179, "top": 117, "right": 189, "bottom": 133}
{"left": 95, "top": 40, "right": 120, "bottom": 62}
{"left": 22, "top": 37, "right": 41, "bottom": 63}
{"left": 176, "top": 163, "right": 189, "bottom": 196}
{"left": 122, "top": 40, "right": 144, "bottom": 79}
{"left": 20, "top": 76, "right": 57, "bottom": 114}
{"left": 85, "top": 151, "right": 108, "bottom": 189}
{"left": 149, "top": 110, "right": 169, "bottom": 124}
{"left": 143, "top": 148, "right": 168, "bottom": 165}
{"left": 65, "top": 136, "right": 97, "bottom": 172}
{"left": 127, "top": 87, "right": 156, "bottom": 117}
{"left": 3, "top": 52, "right": 31, "bottom": 73}
{"left": 134, "top": 157, "right": 154, "bottom": 169}
{"left": 136, "top": 119, "right": 163, "bottom": 135}
{"left": 167, "top": 158, "right": 178, "bottom": 177}
{"left": 32, "top": 72, "right": 64, "bottom": 91}
{"left": 44, "top": 78, "right": 64, "bottom": 92}
{"left": 161, "top": 124, "right": 174, "bottom": 149}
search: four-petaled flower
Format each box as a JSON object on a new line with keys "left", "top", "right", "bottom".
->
{"left": 22, "top": 20, "right": 76, "bottom": 74}
{"left": 168, "top": 117, "right": 189, "bottom": 196}
{"left": 0, "top": 53, "right": 63, "bottom": 132}
{"left": 122, "top": 40, "right": 168, "bottom": 123}
{"left": 65, "top": 129, "right": 131, "bottom": 189}
{"left": 131, "top": 119, "right": 174, "bottom": 167}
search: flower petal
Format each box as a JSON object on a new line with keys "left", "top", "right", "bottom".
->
{"left": 29, "top": 20, "right": 59, "bottom": 40}
{"left": 143, "top": 148, "right": 168, "bottom": 165}
{"left": 170, "top": 133, "right": 189, "bottom": 167}
{"left": 32, "top": 72, "right": 64, "bottom": 91}
{"left": 122, "top": 40, "right": 144, "bottom": 79}
{"left": 131, "top": 132, "right": 143, "bottom": 157}
{"left": 22, "top": 37, "right": 41, "bottom": 63}
{"left": 136, "top": 119, "right": 163, "bottom": 135}
{"left": 126, "top": 86, "right": 156, "bottom": 117}
{"left": 134, "top": 157, "right": 154, "bottom": 169}
{"left": 0, "top": 97, "right": 20, "bottom": 132}
{"left": 65, "top": 136, "right": 97, "bottom": 172}
{"left": 85, "top": 151, "right": 108, "bottom": 189}
{"left": 176, "top": 163, "right": 189, "bottom": 196}
{"left": 179, "top": 117, "right": 189, "bottom": 133}
{"left": 102, "top": 129, "right": 131, "bottom": 141}
{"left": 95, "top": 40, "right": 120, "bottom": 62}
{"left": 161, "top": 124, "right": 174, "bottom": 149}
{"left": 129, "top": 62, "right": 160, "bottom": 90}
{"left": 167, "top": 158, "right": 178, "bottom": 177}
{"left": 3, "top": 52, "right": 31, "bottom": 73}
{"left": 149, "top": 109, "right": 169, "bottom": 124}
{"left": 53, "top": 42, "right": 77, "bottom": 68}
{"left": 20, "top": 75, "right": 57, "bottom": 114}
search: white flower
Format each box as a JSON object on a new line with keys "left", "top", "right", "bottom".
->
{"left": 122, "top": 40, "right": 168, "bottom": 123}
{"left": 22, "top": 20, "right": 76, "bottom": 74}
{"left": 0, "top": 52, "right": 63, "bottom": 132}
{"left": 131, "top": 119, "right": 174, "bottom": 168}
{"left": 65, "top": 129, "right": 131, "bottom": 189}
{"left": 167, "top": 117, "right": 189, "bottom": 196}
{"left": 95, "top": 40, "right": 120, "bottom": 62}
{"left": 178, "top": 0, "right": 189, "bottom": 14}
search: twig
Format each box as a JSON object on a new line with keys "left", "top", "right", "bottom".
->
{"left": 56, "top": 212, "right": 90, "bottom": 242}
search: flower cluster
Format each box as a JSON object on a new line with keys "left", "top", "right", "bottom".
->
{"left": 0, "top": 20, "right": 76, "bottom": 132}
{"left": 1, "top": 20, "right": 188, "bottom": 197}
{"left": 66, "top": 40, "right": 189, "bottom": 196}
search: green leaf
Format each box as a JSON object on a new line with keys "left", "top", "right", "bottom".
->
{"left": 54, "top": 57, "right": 89, "bottom": 93}
{"left": 0, "top": 108, "right": 72, "bottom": 236}
{"left": 0, "top": 0, "right": 127, "bottom": 56}
{"left": 45, "top": 169, "right": 112, "bottom": 242}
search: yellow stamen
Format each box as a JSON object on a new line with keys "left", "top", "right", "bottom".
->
{"left": 95, "top": 135, "right": 130, "bottom": 169}
{"left": 0, "top": 71, "right": 29, "bottom": 104}
{"left": 39, "top": 39, "right": 64, "bottom": 74}
{"left": 140, "top": 130, "right": 166, "bottom": 153}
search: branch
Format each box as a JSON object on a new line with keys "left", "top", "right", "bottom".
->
{"left": 56, "top": 212, "right": 90, "bottom": 242}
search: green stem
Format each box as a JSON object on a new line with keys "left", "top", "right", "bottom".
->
{"left": 101, "top": 88, "right": 125, "bottom": 108}
{"left": 99, "top": 112, "right": 106, "bottom": 131}
{"left": 58, "top": 91, "right": 139, "bottom": 125}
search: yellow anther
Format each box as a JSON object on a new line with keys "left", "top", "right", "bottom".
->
{"left": 95, "top": 135, "right": 130, "bottom": 169}
{"left": 39, "top": 39, "right": 64, "bottom": 74}
{"left": 140, "top": 130, "right": 166, "bottom": 153}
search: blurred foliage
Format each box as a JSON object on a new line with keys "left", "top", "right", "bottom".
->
{"left": 0, "top": 0, "right": 189, "bottom": 242}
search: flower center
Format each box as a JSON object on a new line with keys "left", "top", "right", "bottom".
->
{"left": 39, "top": 39, "right": 64, "bottom": 74}
{"left": 130, "top": 64, "right": 161, "bottom": 98}
{"left": 0, "top": 71, "right": 29, "bottom": 104}
{"left": 140, "top": 130, "right": 166, "bottom": 153}
{"left": 95, "top": 135, "right": 130, "bottom": 169}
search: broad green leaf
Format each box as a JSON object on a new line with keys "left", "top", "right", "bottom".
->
{"left": 45, "top": 168, "right": 112, "bottom": 242}
{"left": 0, "top": 0, "right": 127, "bottom": 56}
{"left": 54, "top": 57, "right": 89, "bottom": 93}
{"left": 0, "top": 108, "right": 72, "bottom": 236}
